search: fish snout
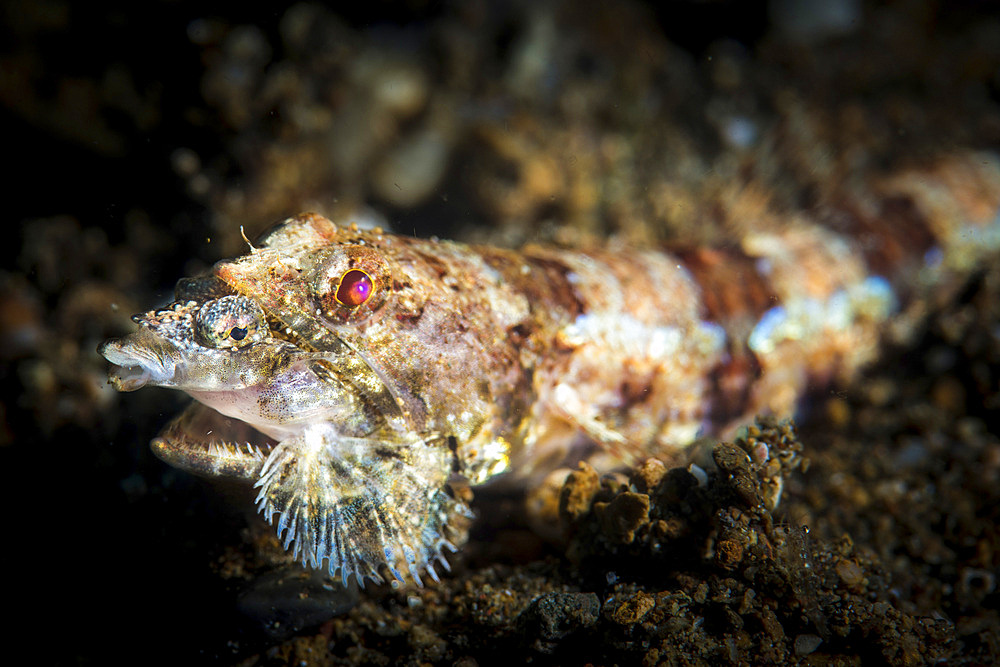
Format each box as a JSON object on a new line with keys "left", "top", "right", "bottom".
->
{"left": 98, "top": 331, "right": 178, "bottom": 391}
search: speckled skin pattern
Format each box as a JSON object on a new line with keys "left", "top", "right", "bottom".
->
{"left": 99, "top": 153, "right": 1000, "bottom": 585}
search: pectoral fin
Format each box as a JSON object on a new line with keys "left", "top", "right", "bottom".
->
{"left": 253, "top": 425, "right": 471, "bottom": 587}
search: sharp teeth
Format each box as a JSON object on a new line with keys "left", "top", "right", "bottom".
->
{"left": 203, "top": 439, "right": 270, "bottom": 461}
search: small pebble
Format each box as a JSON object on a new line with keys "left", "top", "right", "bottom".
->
{"left": 794, "top": 634, "right": 823, "bottom": 656}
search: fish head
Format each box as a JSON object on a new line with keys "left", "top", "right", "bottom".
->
{"left": 99, "top": 278, "right": 387, "bottom": 465}
{"left": 98, "top": 215, "right": 472, "bottom": 586}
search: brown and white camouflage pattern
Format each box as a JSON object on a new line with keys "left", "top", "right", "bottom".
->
{"left": 100, "top": 150, "right": 1000, "bottom": 586}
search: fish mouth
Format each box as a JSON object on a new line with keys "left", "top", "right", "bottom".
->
{"left": 98, "top": 330, "right": 178, "bottom": 391}
{"left": 151, "top": 402, "right": 278, "bottom": 481}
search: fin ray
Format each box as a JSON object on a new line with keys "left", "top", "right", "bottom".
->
{"left": 254, "top": 427, "right": 470, "bottom": 586}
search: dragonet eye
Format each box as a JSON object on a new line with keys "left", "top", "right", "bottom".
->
{"left": 335, "top": 269, "right": 374, "bottom": 307}
{"left": 195, "top": 296, "right": 266, "bottom": 349}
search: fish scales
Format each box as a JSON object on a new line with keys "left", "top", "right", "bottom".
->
{"left": 100, "top": 151, "right": 1000, "bottom": 586}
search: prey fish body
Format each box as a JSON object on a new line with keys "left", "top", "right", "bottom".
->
{"left": 100, "top": 157, "right": 1000, "bottom": 585}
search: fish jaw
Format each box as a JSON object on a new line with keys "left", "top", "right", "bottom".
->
{"left": 98, "top": 329, "right": 179, "bottom": 391}
{"left": 150, "top": 401, "right": 276, "bottom": 482}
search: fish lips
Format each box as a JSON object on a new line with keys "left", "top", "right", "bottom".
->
{"left": 98, "top": 329, "right": 179, "bottom": 391}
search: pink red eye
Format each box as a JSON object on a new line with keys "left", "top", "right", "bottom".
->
{"left": 335, "top": 269, "right": 374, "bottom": 307}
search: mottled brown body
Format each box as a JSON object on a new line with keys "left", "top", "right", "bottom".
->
{"left": 100, "top": 151, "right": 1000, "bottom": 585}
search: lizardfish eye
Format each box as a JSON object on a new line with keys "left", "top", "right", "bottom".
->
{"left": 195, "top": 295, "right": 267, "bottom": 349}
{"left": 335, "top": 269, "right": 374, "bottom": 307}
{"left": 313, "top": 245, "right": 391, "bottom": 324}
